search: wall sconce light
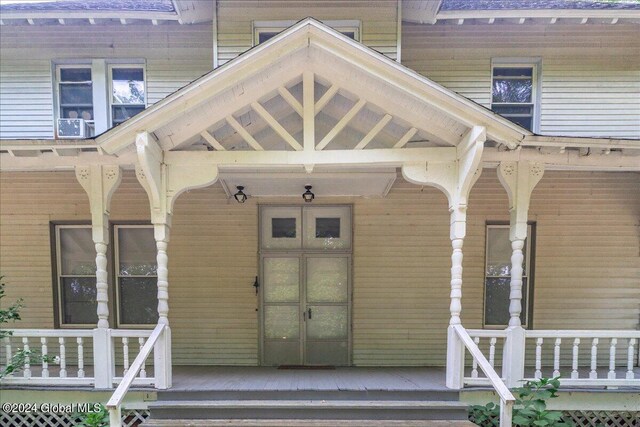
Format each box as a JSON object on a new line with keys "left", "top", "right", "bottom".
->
{"left": 234, "top": 186, "right": 247, "bottom": 203}
{"left": 302, "top": 185, "right": 315, "bottom": 203}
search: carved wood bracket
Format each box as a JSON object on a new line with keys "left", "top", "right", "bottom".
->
{"left": 75, "top": 164, "right": 122, "bottom": 243}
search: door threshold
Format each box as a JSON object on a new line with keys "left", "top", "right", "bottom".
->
{"left": 277, "top": 365, "right": 336, "bottom": 370}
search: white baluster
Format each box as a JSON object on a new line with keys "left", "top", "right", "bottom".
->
{"left": 471, "top": 337, "right": 479, "bottom": 378}
{"left": 4, "top": 337, "right": 12, "bottom": 377}
{"left": 22, "top": 337, "right": 31, "bottom": 378}
{"left": 571, "top": 338, "right": 580, "bottom": 379}
{"left": 122, "top": 337, "right": 130, "bottom": 376}
{"left": 627, "top": 339, "right": 636, "bottom": 380}
{"left": 489, "top": 337, "right": 497, "bottom": 368}
{"left": 553, "top": 338, "right": 561, "bottom": 377}
{"left": 589, "top": 338, "right": 599, "bottom": 379}
{"left": 58, "top": 337, "right": 67, "bottom": 378}
{"left": 608, "top": 338, "right": 617, "bottom": 380}
{"left": 139, "top": 337, "right": 147, "bottom": 378}
{"left": 40, "top": 337, "right": 49, "bottom": 378}
{"left": 77, "top": 337, "right": 85, "bottom": 378}
{"left": 535, "top": 338, "right": 543, "bottom": 379}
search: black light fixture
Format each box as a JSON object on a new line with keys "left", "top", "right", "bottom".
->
{"left": 234, "top": 186, "right": 247, "bottom": 203}
{"left": 302, "top": 185, "right": 315, "bottom": 203}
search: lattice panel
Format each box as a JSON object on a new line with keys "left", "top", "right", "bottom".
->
{"left": 562, "top": 411, "right": 640, "bottom": 427}
{"left": 0, "top": 409, "right": 149, "bottom": 427}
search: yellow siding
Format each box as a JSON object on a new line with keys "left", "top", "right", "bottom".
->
{"left": 216, "top": 0, "right": 399, "bottom": 65}
{"left": 402, "top": 22, "right": 640, "bottom": 139}
{"left": 1, "top": 170, "right": 638, "bottom": 366}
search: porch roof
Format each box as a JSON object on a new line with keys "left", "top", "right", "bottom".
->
{"left": 96, "top": 18, "right": 529, "bottom": 156}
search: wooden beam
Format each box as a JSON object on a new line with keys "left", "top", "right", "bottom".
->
{"left": 393, "top": 127, "right": 418, "bottom": 149}
{"left": 354, "top": 114, "right": 392, "bottom": 150}
{"left": 278, "top": 86, "right": 303, "bottom": 117}
{"left": 200, "top": 131, "right": 226, "bottom": 151}
{"left": 302, "top": 71, "right": 315, "bottom": 153}
{"left": 316, "top": 99, "right": 366, "bottom": 150}
{"left": 226, "top": 115, "right": 264, "bottom": 151}
{"left": 315, "top": 84, "right": 339, "bottom": 116}
{"left": 251, "top": 101, "right": 303, "bottom": 151}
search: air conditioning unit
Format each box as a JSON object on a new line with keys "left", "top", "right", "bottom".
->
{"left": 57, "top": 118, "right": 89, "bottom": 139}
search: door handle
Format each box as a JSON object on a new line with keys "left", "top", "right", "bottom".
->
{"left": 307, "top": 308, "right": 312, "bottom": 319}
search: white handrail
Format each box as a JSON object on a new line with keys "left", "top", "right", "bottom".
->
{"left": 526, "top": 330, "right": 640, "bottom": 339}
{"left": 106, "top": 323, "right": 165, "bottom": 427}
{"left": 454, "top": 325, "right": 515, "bottom": 427}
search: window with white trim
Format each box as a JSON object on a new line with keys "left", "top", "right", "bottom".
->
{"left": 491, "top": 64, "right": 538, "bottom": 131}
{"left": 254, "top": 20, "right": 360, "bottom": 45}
{"left": 53, "top": 224, "right": 157, "bottom": 327}
{"left": 56, "top": 65, "right": 95, "bottom": 136}
{"left": 55, "top": 225, "right": 98, "bottom": 326}
{"left": 484, "top": 224, "right": 534, "bottom": 328}
{"left": 110, "top": 66, "right": 146, "bottom": 127}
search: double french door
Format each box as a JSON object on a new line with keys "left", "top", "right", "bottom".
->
{"left": 259, "top": 206, "right": 351, "bottom": 366}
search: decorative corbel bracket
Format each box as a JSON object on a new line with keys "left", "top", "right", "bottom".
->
{"left": 75, "top": 165, "right": 122, "bottom": 243}
{"left": 497, "top": 161, "right": 544, "bottom": 241}
{"left": 401, "top": 126, "right": 486, "bottom": 239}
{"left": 135, "top": 131, "right": 219, "bottom": 233}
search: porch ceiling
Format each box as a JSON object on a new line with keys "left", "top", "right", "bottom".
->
{"left": 96, "top": 18, "right": 528, "bottom": 157}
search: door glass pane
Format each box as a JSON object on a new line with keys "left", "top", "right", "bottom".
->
{"left": 61, "top": 277, "right": 97, "bottom": 324}
{"left": 118, "top": 227, "right": 156, "bottom": 275}
{"left": 264, "top": 258, "right": 299, "bottom": 303}
{"left": 306, "top": 306, "right": 348, "bottom": 340}
{"left": 486, "top": 227, "right": 511, "bottom": 276}
{"left": 315, "top": 218, "right": 340, "bottom": 238}
{"left": 264, "top": 306, "right": 299, "bottom": 339}
{"left": 119, "top": 277, "right": 158, "bottom": 324}
{"left": 261, "top": 207, "right": 302, "bottom": 249}
{"left": 306, "top": 257, "right": 348, "bottom": 303}
{"left": 59, "top": 227, "right": 96, "bottom": 275}
{"left": 272, "top": 218, "right": 296, "bottom": 238}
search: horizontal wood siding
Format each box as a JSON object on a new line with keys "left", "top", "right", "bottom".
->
{"left": 402, "top": 22, "right": 640, "bottom": 138}
{"left": 0, "top": 23, "right": 213, "bottom": 138}
{"left": 1, "top": 170, "right": 638, "bottom": 366}
{"left": 216, "top": 0, "right": 399, "bottom": 65}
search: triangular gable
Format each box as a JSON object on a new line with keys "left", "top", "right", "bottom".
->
{"left": 97, "top": 18, "right": 529, "bottom": 155}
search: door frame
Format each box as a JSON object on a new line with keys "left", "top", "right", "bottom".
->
{"left": 258, "top": 204, "right": 353, "bottom": 366}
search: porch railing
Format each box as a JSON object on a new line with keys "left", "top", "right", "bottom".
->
{"left": 111, "top": 329, "right": 154, "bottom": 386}
{"left": 453, "top": 325, "right": 515, "bottom": 427}
{"left": 465, "top": 329, "right": 640, "bottom": 388}
{"left": 1, "top": 329, "right": 94, "bottom": 386}
{"left": 106, "top": 324, "right": 166, "bottom": 427}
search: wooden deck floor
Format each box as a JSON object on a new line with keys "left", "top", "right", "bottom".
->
{"left": 170, "top": 367, "right": 449, "bottom": 392}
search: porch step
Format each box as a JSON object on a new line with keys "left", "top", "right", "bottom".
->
{"left": 156, "top": 389, "right": 461, "bottom": 401}
{"left": 145, "top": 399, "right": 470, "bottom": 422}
{"left": 143, "top": 420, "right": 477, "bottom": 426}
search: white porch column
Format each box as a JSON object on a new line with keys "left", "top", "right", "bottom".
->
{"left": 75, "top": 164, "right": 122, "bottom": 389}
{"left": 497, "top": 161, "right": 544, "bottom": 387}
{"left": 135, "top": 131, "right": 219, "bottom": 390}
{"left": 402, "top": 125, "right": 486, "bottom": 390}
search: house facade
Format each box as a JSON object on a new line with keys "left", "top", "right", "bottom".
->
{"left": 0, "top": 1, "right": 639, "bottom": 426}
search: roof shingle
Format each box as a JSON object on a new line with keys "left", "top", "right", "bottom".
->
{"left": 441, "top": 0, "right": 640, "bottom": 11}
{"left": 0, "top": 0, "right": 175, "bottom": 12}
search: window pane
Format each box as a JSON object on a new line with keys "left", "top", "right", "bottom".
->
{"left": 492, "top": 79, "right": 532, "bottom": 103}
{"left": 485, "top": 277, "right": 527, "bottom": 326}
{"left": 486, "top": 227, "right": 511, "bottom": 276}
{"left": 272, "top": 218, "right": 296, "bottom": 238}
{"left": 119, "top": 277, "right": 158, "bottom": 324}
{"left": 258, "top": 32, "right": 279, "bottom": 43}
{"left": 315, "top": 218, "right": 340, "bottom": 238}
{"left": 59, "top": 227, "right": 96, "bottom": 275}
{"left": 505, "top": 116, "right": 533, "bottom": 131}
{"left": 118, "top": 227, "right": 156, "bottom": 276}
{"left": 60, "top": 68, "right": 91, "bottom": 82}
{"left": 112, "top": 105, "right": 144, "bottom": 123}
{"left": 493, "top": 67, "right": 533, "bottom": 78}
{"left": 112, "top": 68, "right": 145, "bottom": 104}
{"left": 491, "top": 105, "right": 533, "bottom": 116}
{"left": 60, "top": 84, "right": 93, "bottom": 105}
{"left": 61, "top": 107, "right": 94, "bottom": 120}
{"left": 61, "top": 277, "right": 97, "bottom": 324}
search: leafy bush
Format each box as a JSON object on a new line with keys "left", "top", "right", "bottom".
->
{"left": 73, "top": 404, "right": 110, "bottom": 427}
{"left": 470, "top": 377, "right": 572, "bottom": 427}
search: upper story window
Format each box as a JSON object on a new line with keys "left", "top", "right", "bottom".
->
{"left": 57, "top": 66, "right": 95, "bottom": 137}
{"left": 254, "top": 20, "right": 360, "bottom": 45}
{"left": 110, "top": 66, "right": 146, "bottom": 127}
{"left": 491, "top": 62, "right": 540, "bottom": 132}
{"left": 484, "top": 224, "right": 535, "bottom": 328}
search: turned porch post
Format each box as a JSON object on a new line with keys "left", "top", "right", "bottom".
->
{"left": 135, "top": 131, "right": 218, "bottom": 390}
{"left": 75, "top": 165, "right": 122, "bottom": 389}
{"left": 497, "top": 161, "right": 544, "bottom": 387}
